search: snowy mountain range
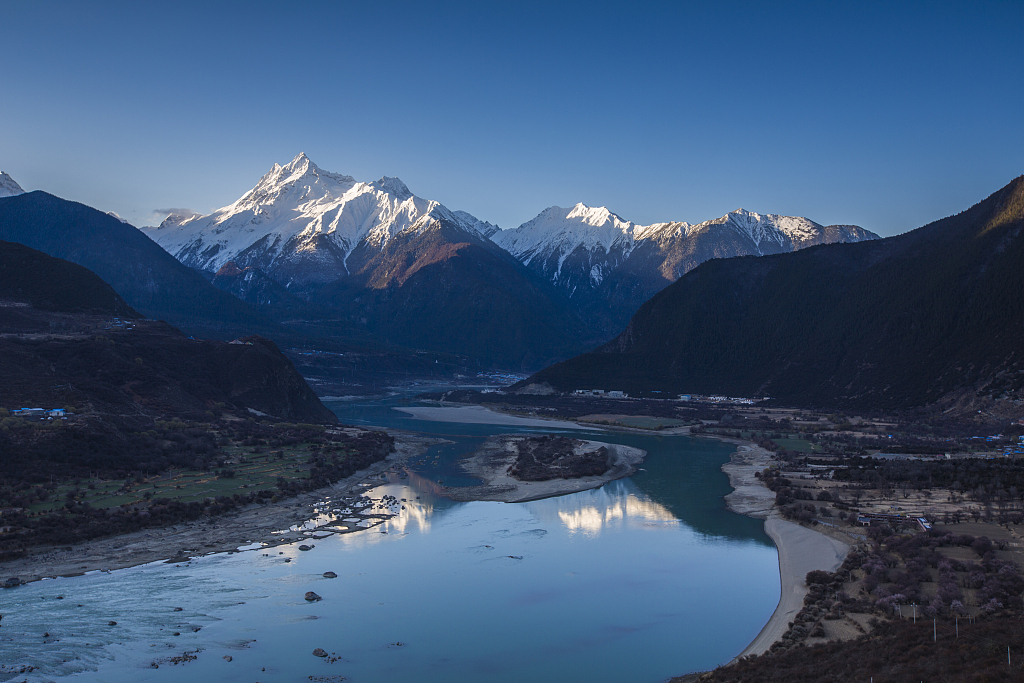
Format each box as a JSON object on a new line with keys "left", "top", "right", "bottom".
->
{"left": 0, "top": 172, "right": 24, "bottom": 198}
{"left": 493, "top": 202, "right": 877, "bottom": 328}
{"left": 144, "top": 153, "right": 875, "bottom": 304}
{"left": 0, "top": 158, "right": 879, "bottom": 367}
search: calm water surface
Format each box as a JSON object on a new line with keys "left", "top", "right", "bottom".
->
{"left": 0, "top": 393, "right": 779, "bottom": 683}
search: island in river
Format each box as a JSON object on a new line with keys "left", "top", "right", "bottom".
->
{"left": 442, "top": 434, "right": 646, "bottom": 503}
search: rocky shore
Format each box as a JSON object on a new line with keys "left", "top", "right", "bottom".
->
{"left": 0, "top": 431, "right": 443, "bottom": 584}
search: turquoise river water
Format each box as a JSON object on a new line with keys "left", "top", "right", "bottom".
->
{"left": 0, "top": 393, "right": 780, "bottom": 683}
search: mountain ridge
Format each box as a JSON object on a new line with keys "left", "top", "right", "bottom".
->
{"left": 141, "top": 154, "right": 879, "bottom": 348}
{"left": 493, "top": 203, "right": 878, "bottom": 333}
{"left": 0, "top": 172, "right": 24, "bottom": 198}
{"left": 523, "top": 175, "right": 1024, "bottom": 412}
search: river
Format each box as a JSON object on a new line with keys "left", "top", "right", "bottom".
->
{"left": 0, "top": 392, "right": 779, "bottom": 682}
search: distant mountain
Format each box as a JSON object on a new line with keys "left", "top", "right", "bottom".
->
{"left": 144, "top": 154, "right": 591, "bottom": 369}
{"left": 525, "top": 176, "right": 1024, "bottom": 412}
{"left": 493, "top": 203, "right": 877, "bottom": 333}
{"left": 210, "top": 260, "right": 313, "bottom": 315}
{"left": 310, "top": 219, "right": 592, "bottom": 368}
{"left": 0, "top": 239, "right": 139, "bottom": 317}
{"left": 0, "top": 191, "right": 270, "bottom": 335}
{"left": 0, "top": 172, "right": 24, "bottom": 198}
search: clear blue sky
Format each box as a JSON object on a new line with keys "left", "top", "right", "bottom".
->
{"left": 1, "top": 1, "right": 1022, "bottom": 236}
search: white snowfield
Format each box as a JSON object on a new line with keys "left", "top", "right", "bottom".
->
{"left": 0, "top": 171, "right": 25, "bottom": 198}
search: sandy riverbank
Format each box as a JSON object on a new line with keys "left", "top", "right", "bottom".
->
{"left": 441, "top": 435, "right": 646, "bottom": 503}
{"left": 716, "top": 439, "right": 851, "bottom": 659}
{"left": 0, "top": 431, "right": 443, "bottom": 583}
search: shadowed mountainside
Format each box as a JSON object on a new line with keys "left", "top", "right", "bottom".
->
{"left": 307, "top": 221, "right": 594, "bottom": 369}
{"left": 0, "top": 239, "right": 140, "bottom": 318}
{"left": 0, "top": 191, "right": 269, "bottom": 335}
{"left": 0, "top": 240, "right": 335, "bottom": 423}
{"left": 525, "top": 176, "right": 1024, "bottom": 410}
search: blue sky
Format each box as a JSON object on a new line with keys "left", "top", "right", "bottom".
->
{"left": 1, "top": 1, "right": 1021, "bottom": 236}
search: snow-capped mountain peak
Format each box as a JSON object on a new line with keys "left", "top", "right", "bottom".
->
{"left": 450, "top": 210, "right": 500, "bottom": 238}
{"left": 142, "top": 154, "right": 490, "bottom": 282}
{"left": 0, "top": 171, "right": 25, "bottom": 198}
{"left": 565, "top": 203, "right": 621, "bottom": 228}
{"left": 493, "top": 203, "right": 638, "bottom": 261}
{"left": 372, "top": 176, "right": 412, "bottom": 200}
{"left": 698, "top": 208, "right": 826, "bottom": 248}
{"left": 495, "top": 202, "right": 878, "bottom": 313}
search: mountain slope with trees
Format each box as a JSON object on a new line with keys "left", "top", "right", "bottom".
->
{"left": 0, "top": 191, "right": 270, "bottom": 335}
{"left": 0, "top": 240, "right": 335, "bottom": 423}
{"left": 525, "top": 176, "right": 1024, "bottom": 410}
{"left": 0, "top": 239, "right": 139, "bottom": 318}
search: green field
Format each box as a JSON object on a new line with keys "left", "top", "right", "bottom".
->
{"left": 772, "top": 437, "right": 821, "bottom": 453}
{"left": 25, "top": 444, "right": 327, "bottom": 514}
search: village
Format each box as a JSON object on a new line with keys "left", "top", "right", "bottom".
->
{"left": 3, "top": 407, "right": 74, "bottom": 421}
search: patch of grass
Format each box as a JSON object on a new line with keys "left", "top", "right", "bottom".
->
{"left": 579, "top": 414, "right": 688, "bottom": 430}
{"left": 23, "top": 449, "right": 318, "bottom": 513}
{"left": 774, "top": 437, "right": 821, "bottom": 452}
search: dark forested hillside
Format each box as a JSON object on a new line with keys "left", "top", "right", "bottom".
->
{"left": 0, "top": 324, "right": 337, "bottom": 424}
{"left": 527, "top": 176, "right": 1024, "bottom": 410}
{"left": 0, "top": 191, "right": 269, "bottom": 335}
{"left": 0, "top": 240, "right": 334, "bottom": 422}
{"left": 0, "top": 239, "right": 139, "bottom": 317}
{"left": 304, "top": 222, "right": 595, "bottom": 369}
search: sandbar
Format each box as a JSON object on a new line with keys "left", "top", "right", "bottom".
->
{"left": 393, "top": 405, "right": 592, "bottom": 430}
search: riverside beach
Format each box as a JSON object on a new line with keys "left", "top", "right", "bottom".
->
{"left": 717, "top": 439, "right": 851, "bottom": 658}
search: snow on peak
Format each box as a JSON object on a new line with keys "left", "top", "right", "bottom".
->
{"left": 0, "top": 171, "right": 25, "bottom": 198}
{"left": 496, "top": 200, "right": 874, "bottom": 286}
{"left": 493, "top": 203, "right": 638, "bottom": 260}
{"left": 565, "top": 203, "right": 622, "bottom": 228}
{"left": 701, "top": 208, "right": 825, "bottom": 247}
{"left": 141, "top": 153, "right": 486, "bottom": 278}
{"left": 372, "top": 176, "right": 412, "bottom": 200}
{"left": 451, "top": 210, "right": 500, "bottom": 238}
{"left": 284, "top": 151, "right": 314, "bottom": 171}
